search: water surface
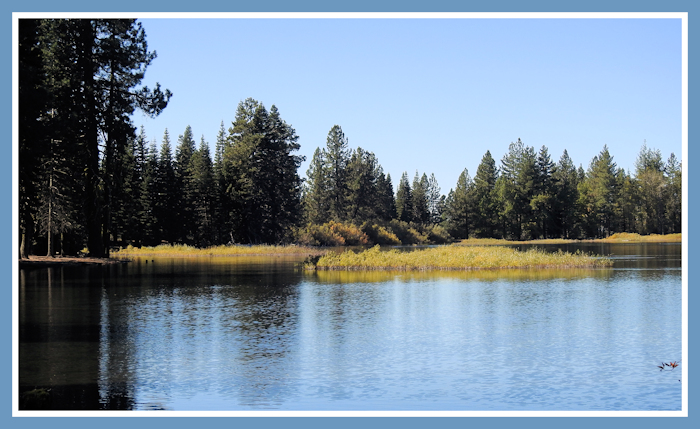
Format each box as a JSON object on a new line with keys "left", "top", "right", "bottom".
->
{"left": 19, "top": 243, "right": 682, "bottom": 411}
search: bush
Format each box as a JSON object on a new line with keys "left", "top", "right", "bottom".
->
{"left": 427, "top": 224, "right": 453, "bottom": 244}
{"left": 361, "top": 222, "right": 402, "bottom": 245}
{"left": 388, "top": 220, "right": 429, "bottom": 245}
{"left": 297, "top": 221, "right": 369, "bottom": 246}
{"left": 328, "top": 221, "right": 370, "bottom": 245}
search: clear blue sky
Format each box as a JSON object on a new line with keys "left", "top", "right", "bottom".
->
{"left": 132, "top": 16, "right": 682, "bottom": 194}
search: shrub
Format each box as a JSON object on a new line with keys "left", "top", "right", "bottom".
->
{"left": 327, "top": 221, "right": 370, "bottom": 245}
{"left": 361, "top": 222, "right": 402, "bottom": 245}
{"left": 427, "top": 224, "right": 453, "bottom": 244}
{"left": 388, "top": 220, "right": 429, "bottom": 245}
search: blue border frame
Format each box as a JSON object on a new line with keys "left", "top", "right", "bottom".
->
{"left": 4, "top": 1, "right": 695, "bottom": 428}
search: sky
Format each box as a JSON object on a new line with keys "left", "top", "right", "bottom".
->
{"left": 131, "top": 16, "right": 682, "bottom": 194}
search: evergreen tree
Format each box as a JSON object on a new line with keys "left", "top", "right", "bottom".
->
{"left": 531, "top": 145, "right": 556, "bottom": 238}
{"left": 304, "top": 147, "right": 330, "bottom": 224}
{"left": 19, "top": 19, "right": 49, "bottom": 258}
{"left": 174, "top": 125, "right": 197, "bottom": 243}
{"left": 472, "top": 151, "right": 499, "bottom": 237}
{"left": 426, "top": 173, "right": 443, "bottom": 225}
{"left": 324, "top": 125, "right": 351, "bottom": 221}
{"left": 500, "top": 139, "right": 537, "bottom": 239}
{"left": 395, "top": 172, "right": 413, "bottom": 223}
{"left": 222, "top": 99, "right": 304, "bottom": 243}
{"left": 411, "top": 172, "right": 430, "bottom": 225}
{"left": 376, "top": 172, "right": 397, "bottom": 222}
{"left": 444, "top": 169, "right": 475, "bottom": 239}
{"left": 347, "top": 147, "right": 381, "bottom": 222}
{"left": 21, "top": 19, "right": 172, "bottom": 257}
{"left": 155, "top": 130, "right": 177, "bottom": 242}
{"left": 634, "top": 144, "right": 665, "bottom": 234}
{"left": 664, "top": 153, "right": 682, "bottom": 233}
{"left": 140, "top": 139, "right": 159, "bottom": 245}
{"left": 191, "top": 137, "right": 216, "bottom": 246}
{"left": 551, "top": 150, "right": 580, "bottom": 239}
{"left": 578, "top": 145, "right": 621, "bottom": 237}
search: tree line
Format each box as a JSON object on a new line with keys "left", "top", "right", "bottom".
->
{"left": 19, "top": 19, "right": 682, "bottom": 257}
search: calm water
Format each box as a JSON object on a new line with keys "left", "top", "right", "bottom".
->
{"left": 18, "top": 243, "right": 682, "bottom": 411}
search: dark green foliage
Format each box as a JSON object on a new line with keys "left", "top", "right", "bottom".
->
{"left": 18, "top": 19, "right": 171, "bottom": 257}
{"left": 395, "top": 172, "right": 413, "bottom": 223}
{"left": 472, "top": 151, "right": 499, "bottom": 238}
{"left": 220, "top": 99, "right": 304, "bottom": 244}
{"left": 664, "top": 153, "right": 682, "bottom": 233}
{"left": 411, "top": 172, "right": 430, "bottom": 225}
{"left": 155, "top": 130, "right": 177, "bottom": 242}
{"left": 191, "top": 137, "right": 216, "bottom": 246}
{"left": 551, "top": 150, "right": 581, "bottom": 239}
{"left": 577, "top": 145, "right": 621, "bottom": 237}
{"left": 444, "top": 169, "right": 475, "bottom": 239}
{"left": 174, "top": 125, "right": 198, "bottom": 243}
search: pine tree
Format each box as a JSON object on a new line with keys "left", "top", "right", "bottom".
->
{"left": 395, "top": 172, "right": 413, "bottom": 223}
{"left": 411, "top": 172, "right": 430, "bottom": 225}
{"left": 551, "top": 150, "right": 580, "bottom": 239}
{"left": 531, "top": 145, "right": 556, "bottom": 238}
{"left": 347, "top": 147, "right": 380, "bottom": 222}
{"left": 376, "top": 172, "right": 397, "bottom": 222}
{"left": 472, "top": 151, "right": 499, "bottom": 238}
{"left": 324, "top": 125, "right": 351, "bottom": 221}
{"left": 155, "top": 130, "right": 177, "bottom": 242}
{"left": 578, "top": 145, "right": 621, "bottom": 237}
{"left": 22, "top": 19, "right": 172, "bottom": 257}
{"left": 634, "top": 144, "right": 665, "bottom": 234}
{"left": 444, "top": 169, "right": 475, "bottom": 239}
{"left": 222, "top": 99, "right": 304, "bottom": 243}
{"left": 664, "top": 153, "right": 682, "bottom": 233}
{"left": 500, "top": 139, "right": 536, "bottom": 240}
{"left": 304, "top": 147, "right": 330, "bottom": 224}
{"left": 191, "top": 137, "right": 216, "bottom": 246}
{"left": 174, "top": 125, "right": 197, "bottom": 243}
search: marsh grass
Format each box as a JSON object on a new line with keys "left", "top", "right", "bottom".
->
{"left": 600, "top": 232, "right": 682, "bottom": 243}
{"left": 309, "top": 245, "right": 611, "bottom": 271}
{"left": 457, "top": 233, "right": 682, "bottom": 246}
{"left": 113, "top": 243, "right": 327, "bottom": 257}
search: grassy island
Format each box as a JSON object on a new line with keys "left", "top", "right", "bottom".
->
{"left": 112, "top": 243, "right": 327, "bottom": 257}
{"left": 456, "top": 232, "right": 682, "bottom": 246}
{"left": 308, "top": 245, "right": 612, "bottom": 271}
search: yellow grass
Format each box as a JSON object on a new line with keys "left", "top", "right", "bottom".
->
{"left": 457, "top": 233, "right": 682, "bottom": 246}
{"left": 309, "top": 245, "right": 611, "bottom": 271}
{"left": 599, "top": 232, "right": 682, "bottom": 243}
{"left": 112, "top": 243, "right": 328, "bottom": 257}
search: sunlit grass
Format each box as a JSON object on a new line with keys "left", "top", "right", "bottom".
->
{"left": 457, "top": 233, "right": 682, "bottom": 246}
{"left": 600, "top": 232, "right": 682, "bottom": 243}
{"left": 112, "top": 243, "right": 328, "bottom": 257}
{"left": 309, "top": 245, "right": 611, "bottom": 271}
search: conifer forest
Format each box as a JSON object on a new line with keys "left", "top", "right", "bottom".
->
{"left": 19, "top": 19, "right": 682, "bottom": 258}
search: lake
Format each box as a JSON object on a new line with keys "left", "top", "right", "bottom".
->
{"left": 18, "top": 243, "right": 682, "bottom": 411}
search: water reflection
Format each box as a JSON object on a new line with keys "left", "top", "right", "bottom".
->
{"left": 18, "top": 246, "right": 682, "bottom": 411}
{"left": 307, "top": 267, "right": 614, "bottom": 284}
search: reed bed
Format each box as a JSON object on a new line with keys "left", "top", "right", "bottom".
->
{"left": 599, "top": 232, "right": 682, "bottom": 243}
{"left": 309, "top": 245, "right": 611, "bottom": 271}
{"left": 113, "top": 243, "right": 327, "bottom": 257}
{"left": 457, "top": 233, "right": 682, "bottom": 246}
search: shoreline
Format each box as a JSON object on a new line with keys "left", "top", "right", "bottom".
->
{"left": 18, "top": 256, "right": 130, "bottom": 268}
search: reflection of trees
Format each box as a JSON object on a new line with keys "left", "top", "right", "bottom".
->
{"left": 19, "top": 265, "right": 136, "bottom": 409}
{"left": 117, "top": 256, "right": 305, "bottom": 408}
